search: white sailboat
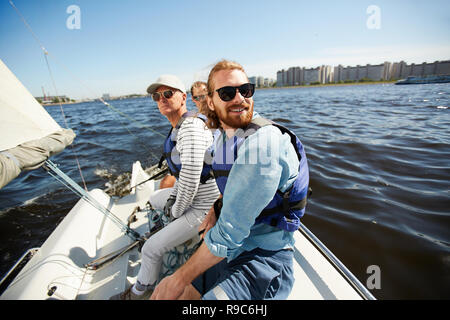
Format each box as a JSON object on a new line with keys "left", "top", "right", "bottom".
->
{"left": 0, "top": 59, "right": 375, "bottom": 300}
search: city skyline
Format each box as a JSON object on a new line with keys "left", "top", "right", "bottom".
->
{"left": 276, "top": 59, "right": 450, "bottom": 87}
{"left": 1, "top": 0, "right": 450, "bottom": 99}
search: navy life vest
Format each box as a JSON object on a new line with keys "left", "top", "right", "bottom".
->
{"left": 212, "top": 117, "right": 310, "bottom": 232}
{"left": 158, "top": 111, "right": 214, "bottom": 183}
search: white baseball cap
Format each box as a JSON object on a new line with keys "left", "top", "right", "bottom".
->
{"left": 146, "top": 74, "right": 186, "bottom": 94}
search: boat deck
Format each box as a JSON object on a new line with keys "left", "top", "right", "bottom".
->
{"left": 1, "top": 162, "right": 372, "bottom": 300}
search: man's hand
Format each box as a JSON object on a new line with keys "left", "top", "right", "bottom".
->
{"left": 150, "top": 273, "right": 186, "bottom": 300}
{"left": 150, "top": 242, "right": 224, "bottom": 300}
{"left": 198, "top": 205, "right": 217, "bottom": 239}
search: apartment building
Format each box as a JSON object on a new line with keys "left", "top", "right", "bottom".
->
{"left": 277, "top": 60, "right": 450, "bottom": 86}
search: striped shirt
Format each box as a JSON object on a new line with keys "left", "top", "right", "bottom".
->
{"left": 170, "top": 116, "right": 220, "bottom": 218}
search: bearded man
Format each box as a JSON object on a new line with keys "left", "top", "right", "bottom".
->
{"left": 151, "top": 60, "right": 310, "bottom": 300}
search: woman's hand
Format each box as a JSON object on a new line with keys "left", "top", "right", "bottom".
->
{"left": 198, "top": 205, "right": 217, "bottom": 239}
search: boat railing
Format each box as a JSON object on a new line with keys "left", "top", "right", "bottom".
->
{"left": 298, "top": 222, "right": 376, "bottom": 300}
{"left": 0, "top": 247, "right": 40, "bottom": 294}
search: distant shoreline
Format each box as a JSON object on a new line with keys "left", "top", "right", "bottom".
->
{"left": 41, "top": 94, "right": 149, "bottom": 106}
{"left": 257, "top": 80, "right": 397, "bottom": 90}
{"left": 41, "top": 101, "right": 80, "bottom": 107}
{"left": 41, "top": 81, "right": 398, "bottom": 105}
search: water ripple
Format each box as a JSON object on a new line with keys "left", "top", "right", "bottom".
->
{"left": 1, "top": 85, "right": 450, "bottom": 299}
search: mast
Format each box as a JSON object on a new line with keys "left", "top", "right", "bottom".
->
{"left": 41, "top": 85, "right": 46, "bottom": 102}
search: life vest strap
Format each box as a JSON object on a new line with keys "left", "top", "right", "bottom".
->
{"left": 160, "top": 112, "right": 212, "bottom": 182}
{"left": 199, "top": 169, "right": 214, "bottom": 184}
{"left": 258, "top": 187, "right": 312, "bottom": 218}
{"left": 211, "top": 169, "right": 229, "bottom": 178}
{"left": 258, "top": 196, "right": 308, "bottom": 218}
{"left": 158, "top": 154, "right": 165, "bottom": 169}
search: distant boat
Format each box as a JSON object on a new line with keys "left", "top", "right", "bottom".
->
{"left": 395, "top": 74, "right": 450, "bottom": 85}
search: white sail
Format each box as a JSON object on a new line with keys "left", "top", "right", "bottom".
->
{"left": 0, "top": 59, "right": 63, "bottom": 151}
{"left": 0, "top": 59, "right": 75, "bottom": 189}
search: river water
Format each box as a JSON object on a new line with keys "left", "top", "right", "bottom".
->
{"left": 0, "top": 83, "right": 449, "bottom": 299}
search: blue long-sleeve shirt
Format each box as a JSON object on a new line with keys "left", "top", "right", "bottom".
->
{"left": 204, "top": 114, "right": 301, "bottom": 261}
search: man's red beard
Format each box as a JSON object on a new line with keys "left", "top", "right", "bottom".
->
{"left": 215, "top": 100, "right": 254, "bottom": 129}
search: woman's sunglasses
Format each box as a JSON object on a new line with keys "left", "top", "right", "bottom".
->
{"left": 215, "top": 83, "right": 255, "bottom": 102}
{"left": 152, "top": 90, "right": 175, "bottom": 102}
{"left": 193, "top": 94, "right": 206, "bottom": 102}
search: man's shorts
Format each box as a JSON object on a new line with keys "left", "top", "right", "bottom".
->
{"left": 192, "top": 248, "right": 294, "bottom": 300}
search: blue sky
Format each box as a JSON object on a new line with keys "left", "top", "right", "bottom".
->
{"left": 1, "top": 0, "right": 449, "bottom": 100}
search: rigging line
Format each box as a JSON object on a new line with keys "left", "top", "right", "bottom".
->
{"left": 44, "top": 160, "right": 140, "bottom": 241}
{"left": 9, "top": 0, "right": 47, "bottom": 54}
{"left": 96, "top": 98, "right": 166, "bottom": 138}
{"left": 9, "top": 0, "right": 166, "bottom": 141}
{"left": 43, "top": 52, "right": 88, "bottom": 191}
{"left": 54, "top": 57, "right": 166, "bottom": 138}
{"left": 10, "top": 0, "right": 88, "bottom": 190}
{"left": 117, "top": 116, "right": 161, "bottom": 163}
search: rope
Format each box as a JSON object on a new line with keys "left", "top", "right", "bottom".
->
{"left": 97, "top": 99, "right": 166, "bottom": 139}
{"left": 161, "top": 241, "right": 202, "bottom": 278}
{"left": 145, "top": 206, "right": 202, "bottom": 279}
{"left": 69, "top": 202, "right": 201, "bottom": 282}
{"left": 43, "top": 53, "right": 88, "bottom": 191}
{"left": 44, "top": 160, "right": 141, "bottom": 241}
{"left": 9, "top": 1, "right": 46, "bottom": 53}
{"left": 84, "top": 240, "right": 142, "bottom": 271}
{"left": 10, "top": 0, "right": 88, "bottom": 190}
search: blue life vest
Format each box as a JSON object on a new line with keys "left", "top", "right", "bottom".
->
{"left": 212, "top": 117, "right": 310, "bottom": 232}
{"left": 159, "top": 111, "right": 214, "bottom": 183}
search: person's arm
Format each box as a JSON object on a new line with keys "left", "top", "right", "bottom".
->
{"left": 204, "top": 126, "right": 295, "bottom": 258}
{"left": 171, "top": 118, "right": 212, "bottom": 218}
{"left": 151, "top": 127, "right": 296, "bottom": 299}
{"left": 150, "top": 241, "right": 223, "bottom": 300}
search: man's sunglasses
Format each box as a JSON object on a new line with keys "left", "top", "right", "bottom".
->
{"left": 193, "top": 94, "right": 206, "bottom": 102}
{"left": 215, "top": 83, "right": 255, "bottom": 102}
{"left": 152, "top": 90, "right": 175, "bottom": 102}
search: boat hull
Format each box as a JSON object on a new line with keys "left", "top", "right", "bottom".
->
{"left": 395, "top": 74, "right": 450, "bottom": 85}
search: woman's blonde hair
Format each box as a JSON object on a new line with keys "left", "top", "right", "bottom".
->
{"left": 190, "top": 81, "right": 207, "bottom": 95}
{"left": 203, "top": 59, "right": 247, "bottom": 129}
{"left": 191, "top": 81, "right": 208, "bottom": 114}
